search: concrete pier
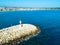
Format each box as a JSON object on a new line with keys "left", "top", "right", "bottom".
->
{"left": 0, "top": 24, "right": 40, "bottom": 45}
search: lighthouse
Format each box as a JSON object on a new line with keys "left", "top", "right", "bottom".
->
{"left": 19, "top": 20, "right": 23, "bottom": 27}
{"left": 20, "top": 20, "right": 22, "bottom": 25}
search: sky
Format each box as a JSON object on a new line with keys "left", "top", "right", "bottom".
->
{"left": 0, "top": 0, "right": 60, "bottom": 7}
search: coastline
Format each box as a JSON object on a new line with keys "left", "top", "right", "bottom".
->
{"left": 0, "top": 7, "right": 60, "bottom": 12}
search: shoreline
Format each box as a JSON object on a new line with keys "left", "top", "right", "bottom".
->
{"left": 0, "top": 8, "right": 60, "bottom": 12}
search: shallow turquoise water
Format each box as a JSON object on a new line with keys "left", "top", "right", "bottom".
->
{"left": 0, "top": 10, "right": 60, "bottom": 45}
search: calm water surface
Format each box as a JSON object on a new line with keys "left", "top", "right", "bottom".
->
{"left": 0, "top": 10, "right": 60, "bottom": 45}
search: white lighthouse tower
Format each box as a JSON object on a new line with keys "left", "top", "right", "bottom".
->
{"left": 20, "top": 20, "right": 22, "bottom": 25}
{"left": 19, "top": 20, "right": 23, "bottom": 27}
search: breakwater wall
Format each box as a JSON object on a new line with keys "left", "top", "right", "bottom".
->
{"left": 0, "top": 24, "right": 40, "bottom": 45}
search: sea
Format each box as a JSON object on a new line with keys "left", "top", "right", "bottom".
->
{"left": 0, "top": 10, "right": 60, "bottom": 45}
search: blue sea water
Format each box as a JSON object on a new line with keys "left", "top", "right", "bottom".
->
{"left": 0, "top": 10, "right": 60, "bottom": 45}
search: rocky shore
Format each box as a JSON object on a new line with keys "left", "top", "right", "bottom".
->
{"left": 0, "top": 24, "right": 40, "bottom": 45}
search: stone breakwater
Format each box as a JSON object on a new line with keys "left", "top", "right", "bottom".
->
{"left": 0, "top": 24, "right": 40, "bottom": 45}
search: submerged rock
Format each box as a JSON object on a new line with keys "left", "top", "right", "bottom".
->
{"left": 0, "top": 24, "right": 40, "bottom": 45}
